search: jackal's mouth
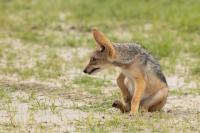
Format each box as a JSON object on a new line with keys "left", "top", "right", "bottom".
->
{"left": 89, "top": 68, "right": 100, "bottom": 74}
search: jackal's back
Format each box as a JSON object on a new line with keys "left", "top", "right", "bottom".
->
{"left": 113, "top": 43, "right": 167, "bottom": 85}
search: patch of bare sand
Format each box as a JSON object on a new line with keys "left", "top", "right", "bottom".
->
{"left": 167, "top": 75, "right": 198, "bottom": 90}
{"left": 15, "top": 103, "right": 29, "bottom": 123}
{"left": 163, "top": 95, "right": 200, "bottom": 131}
{"left": 58, "top": 47, "right": 91, "bottom": 61}
{"left": 0, "top": 38, "right": 24, "bottom": 50}
{"left": 165, "top": 95, "right": 200, "bottom": 116}
{"left": 60, "top": 108, "right": 87, "bottom": 121}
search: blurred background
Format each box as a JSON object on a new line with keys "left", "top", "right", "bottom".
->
{"left": 0, "top": 0, "right": 200, "bottom": 132}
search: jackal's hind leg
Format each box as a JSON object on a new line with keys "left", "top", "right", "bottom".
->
{"left": 140, "top": 87, "right": 168, "bottom": 112}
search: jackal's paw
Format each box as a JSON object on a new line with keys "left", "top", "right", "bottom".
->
{"left": 112, "top": 100, "right": 121, "bottom": 108}
{"left": 129, "top": 111, "right": 138, "bottom": 117}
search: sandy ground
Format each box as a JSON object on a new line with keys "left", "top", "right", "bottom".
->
{"left": 0, "top": 42, "right": 199, "bottom": 132}
{"left": 0, "top": 74, "right": 199, "bottom": 132}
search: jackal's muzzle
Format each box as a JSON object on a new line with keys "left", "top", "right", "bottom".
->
{"left": 83, "top": 66, "right": 100, "bottom": 75}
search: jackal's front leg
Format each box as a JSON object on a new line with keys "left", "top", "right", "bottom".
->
{"left": 112, "top": 73, "right": 131, "bottom": 113}
{"left": 130, "top": 77, "right": 146, "bottom": 116}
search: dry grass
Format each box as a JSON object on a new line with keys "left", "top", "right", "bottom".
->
{"left": 0, "top": 0, "right": 200, "bottom": 132}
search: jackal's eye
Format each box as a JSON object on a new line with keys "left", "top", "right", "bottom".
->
{"left": 100, "top": 47, "right": 105, "bottom": 52}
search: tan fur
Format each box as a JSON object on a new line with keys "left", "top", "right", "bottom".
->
{"left": 117, "top": 73, "right": 131, "bottom": 103}
{"left": 119, "top": 63, "right": 168, "bottom": 115}
{"left": 92, "top": 28, "right": 116, "bottom": 59}
{"left": 83, "top": 28, "right": 169, "bottom": 116}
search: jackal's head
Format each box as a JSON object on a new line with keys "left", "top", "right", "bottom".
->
{"left": 83, "top": 28, "right": 116, "bottom": 74}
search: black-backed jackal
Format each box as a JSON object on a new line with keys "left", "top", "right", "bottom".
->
{"left": 83, "top": 28, "right": 168, "bottom": 115}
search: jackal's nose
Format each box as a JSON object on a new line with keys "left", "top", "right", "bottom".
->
{"left": 83, "top": 69, "right": 87, "bottom": 73}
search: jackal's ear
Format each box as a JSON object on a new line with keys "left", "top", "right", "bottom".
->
{"left": 92, "top": 27, "right": 116, "bottom": 59}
